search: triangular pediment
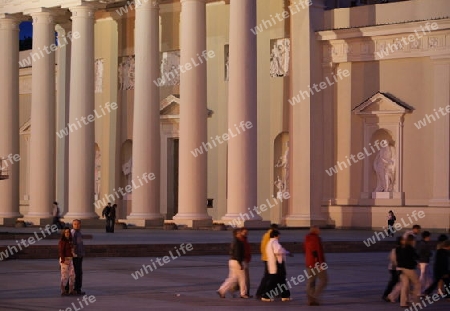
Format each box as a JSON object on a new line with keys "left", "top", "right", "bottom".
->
{"left": 352, "top": 92, "right": 413, "bottom": 115}
{"left": 19, "top": 119, "right": 31, "bottom": 135}
{"left": 160, "top": 94, "right": 214, "bottom": 118}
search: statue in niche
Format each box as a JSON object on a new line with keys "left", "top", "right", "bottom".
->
{"left": 160, "top": 51, "right": 181, "bottom": 86}
{"left": 373, "top": 143, "right": 396, "bottom": 192}
{"left": 274, "top": 176, "right": 285, "bottom": 200}
{"left": 122, "top": 157, "right": 133, "bottom": 189}
{"left": 94, "top": 150, "right": 101, "bottom": 197}
{"left": 95, "top": 59, "right": 104, "bottom": 93}
{"left": 224, "top": 45, "right": 230, "bottom": 81}
{"left": 270, "top": 38, "right": 290, "bottom": 77}
{"left": 275, "top": 141, "right": 289, "bottom": 194}
{"left": 118, "top": 56, "right": 135, "bottom": 90}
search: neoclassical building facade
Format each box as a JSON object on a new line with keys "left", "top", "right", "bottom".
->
{"left": 0, "top": 0, "right": 449, "bottom": 229}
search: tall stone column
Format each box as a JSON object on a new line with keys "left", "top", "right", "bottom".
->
{"left": 55, "top": 23, "right": 72, "bottom": 215}
{"left": 25, "top": 11, "right": 57, "bottom": 224}
{"left": 173, "top": 0, "right": 212, "bottom": 228}
{"left": 285, "top": 0, "right": 326, "bottom": 227}
{"left": 429, "top": 57, "right": 450, "bottom": 206}
{"left": 127, "top": 0, "right": 164, "bottom": 226}
{"left": 221, "top": 0, "right": 263, "bottom": 227}
{"left": 0, "top": 16, "right": 21, "bottom": 225}
{"left": 64, "top": 5, "right": 98, "bottom": 219}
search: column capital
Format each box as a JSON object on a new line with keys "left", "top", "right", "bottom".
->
{"left": 68, "top": 5, "right": 97, "bottom": 19}
{"left": 135, "top": 0, "right": 160, "bottom": 9}
{"left": 0, "top": 15, "right": 20, "bottom": 30}
{"left": 180, "top": 0, "right": 207, "bottom": 4}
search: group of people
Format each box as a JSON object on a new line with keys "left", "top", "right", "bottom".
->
{"left": 58, "top": 219, "right": 86, "bottom": 296}
{"left": 217, "top": 224, "right": 328, "bottom": 305}
{"left": 382, "top": 224, "right": 450, "bottom": 307}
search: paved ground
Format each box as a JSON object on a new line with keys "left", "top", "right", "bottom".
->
{"left": 1, "top": 253, "right": 450, "bottom": 311}
{"left": 1, "top": 228, "right": 449, "bottom": 310}
{"left": 0, "top": 227, "right": 403, "bottom": 245}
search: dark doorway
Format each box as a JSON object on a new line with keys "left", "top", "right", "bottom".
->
{"left": 167, "top": 138, "right": 179, "bottom": 219}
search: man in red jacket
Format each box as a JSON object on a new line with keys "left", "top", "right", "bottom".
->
{"left": 304, "top": 225, "right": 328, "bottom": 306}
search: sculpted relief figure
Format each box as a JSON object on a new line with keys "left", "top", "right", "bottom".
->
{"left": 275, "top": 141, "right": 289, "bottom": 193}
{"left": 95, "top": 150, "right": 101, "bottom": 196}
{"left": 373, "top": 143, "right": 396, "bottom": 192}
{"left": 122, "top": 157, "right": 133, "bottom": 189}
{"left": 270, "top": 39, "right": 290, "bottom": 77}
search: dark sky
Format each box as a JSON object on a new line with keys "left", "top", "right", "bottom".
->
{"left": 19, "top": 21, "right": 32, "bottom": 39}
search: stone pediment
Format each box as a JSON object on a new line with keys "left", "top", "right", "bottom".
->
{"left": 352, "top": 92, "right": 413, "bottom": 115}
{"left": 160, "top": 94, "right": 214, "bottom": 118}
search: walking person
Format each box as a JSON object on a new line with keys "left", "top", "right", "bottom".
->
{"left": 237, "top": 227, "right": 252, "bottom": 297}
{"left": 396, "top": 234, "right": 420, "bottom": 307}
{"left": 387, "top": 210, "right": 396, "bottom": 237}
{"left": 255, "top": 224, "right": 278, "bottom": 299}
{"left": 383, "top": 236, "right": 403, "bottom": 302}
{"left": 217, "top": 229, "right": 249, "bottom": 299}
{"left": 424, "top": 239, "right": 450, "bottom": 296}
{"left": 102, "top": 203, "right": 112, "bottom": 233}
{"left": 71, "top": 219, "right": 86, "bottom": 295}
{"left": 304, "top": 225, "right": 328, "bottom": 306}
{"left": 59, "top": 228, "right": 75, "bottom": 296}
{"left": 261, "top": 229, "right": 291, "bottom": 302}
{"left": 416, "top": 231, "right": 433, "bottom": 293}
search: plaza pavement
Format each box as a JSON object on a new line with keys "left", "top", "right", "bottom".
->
{"left": 0, "top": 228, "right": 449, "bottom": 310}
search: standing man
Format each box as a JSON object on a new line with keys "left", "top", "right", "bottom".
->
{"left": 102, "top": 203, "right": 112, "bottom": 233}
{"left": 255, "top": 224, "right": 278, "bottom": 299}
{"left": 52, "top": 201, "right": 62, "bottom": 229}
{"left": 71, "top": 219, "right": 86, "bottom": 295}
{"left": 304, "top": 225, "right": 328, "bottom": 306}
{"left": 109, "top": 204, "right": 117, "bottom": 233}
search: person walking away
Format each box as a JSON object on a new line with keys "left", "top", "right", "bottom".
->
{"left": 416, "top": 231, "right": 433, "bottom": 294}
{"left": 255, "top": 223, "right": 278, "bottom": 299}
{"left": 304, "top": 225, "right": 328, "bottom": 306}
{"left": 396, "top": 234, "right": 420, "bottom": 307}
{"left": 59, "top": 228, "right": 75, "bottom": 296}
{"left": 424, "top": 239, "right": 450, "bottom": 296}
{"left": 217, "top": 229, "right": 249, "bottom": 299}
{"left": 71, "top": 219, "right": 86, "bottom": 295}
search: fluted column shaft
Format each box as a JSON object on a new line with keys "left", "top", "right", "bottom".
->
{"left": 27, "top": 12, "right": 56, "bottom": 220}
{"left": 174, "top": 0, "right": 212, "bottom": 227}
{"left": 127, "top": 0, "right": 163, "bottom": 225}
{"left": 66, "top": 5, "right": 97, "bottom": 219}
{"left": 0, "top": 17, "right": 21, "bottom": 224}
{"left": 222, "top": 0, "right": 260, "bottom": 223}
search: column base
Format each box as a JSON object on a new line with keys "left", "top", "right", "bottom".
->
{"left": 64, "top": 211, "right": 100, "bottom": 220}
{"left": 283, "top": 214, "right": 327, "bottom": 228}
{"left": 20, "top": 216, "right": 53, "bottom": 227}
{"left": 125, "top": 215, "right": 164, "bottom": 228}
{"left": 0, "top": 215, "right": 22, "bottom": 226}
{"left": 173, "top": 214, "right": 212, "bottom": 228}
{"left": 428, "top": 199, "right": 450, "bottom": 206}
